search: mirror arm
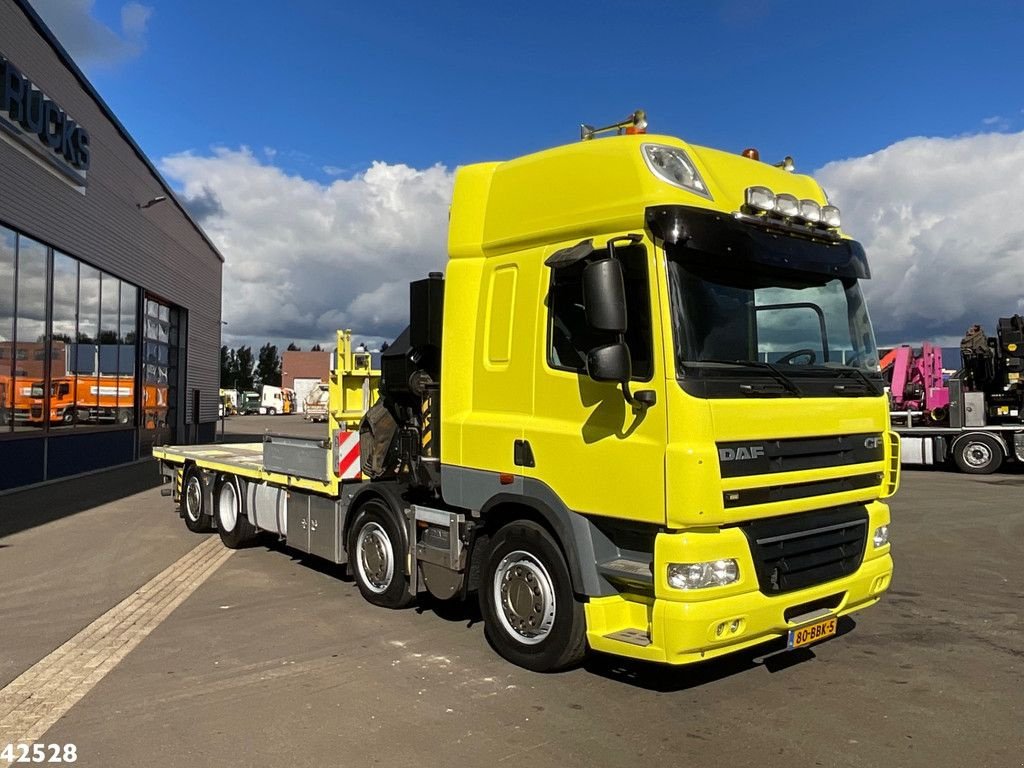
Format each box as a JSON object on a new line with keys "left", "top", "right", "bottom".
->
{"left": 620, "top": 379, "right": 656, "bottom": 410}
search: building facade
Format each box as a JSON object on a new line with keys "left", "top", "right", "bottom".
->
{"left": 0, "top": 0, "right": 223, "bottom": 492}
{"left": 282, "top": 350, "right": 331, "bottom": 411}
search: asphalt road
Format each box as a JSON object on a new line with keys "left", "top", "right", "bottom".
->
{"left": 1, "top": 417, "right": 1021, "bottom": 767}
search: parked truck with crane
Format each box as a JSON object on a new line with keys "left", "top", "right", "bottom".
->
{"left": 885, "top": 315, "right": 1024, "bottom": 473}
{"left": 154, "top": 112, "right": 897, "bottom": 671}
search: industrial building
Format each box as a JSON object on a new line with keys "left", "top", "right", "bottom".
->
{"left": 0, "top": 0, "right": 223, "bottom": 492}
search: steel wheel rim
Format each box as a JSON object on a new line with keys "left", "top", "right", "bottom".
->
{"left": 493, "top": 550, "right": 556, "bottom": 645}
{"left": 964, "top": 441, "right": 992, "bottom": 468}
{"left": 356, "top": 522, "right": 394, "bottom": 594}
{"left": 185, "top": 475, "right": 203, "bottom": 522}
{"left": 218, "top": 482, "right": 238, "bottom": 532}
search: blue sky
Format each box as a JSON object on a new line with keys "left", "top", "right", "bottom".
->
{"left": 30, "top": 0, "right": 1024, "bottom": 349}
{"left": 67, "top": 0, "right": 1024, "bottom": 179}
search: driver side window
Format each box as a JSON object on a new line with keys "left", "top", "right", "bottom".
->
{"left": 546, "top": 244, "right": 652, "bottom": 379}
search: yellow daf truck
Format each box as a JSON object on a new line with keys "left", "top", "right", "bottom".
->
{"left": 156, "top": 112, "right": 897, "bottom": 672}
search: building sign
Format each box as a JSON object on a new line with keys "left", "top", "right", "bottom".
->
{"left": 0, "top": 53, "right": 89, "bottom": 188}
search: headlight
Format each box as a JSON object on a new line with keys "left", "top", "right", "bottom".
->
{"left": 667, "top": 559, "right": 739, "bottom": 590}
{"left": 873, "top": 524, "right": 890, "bottom": 548}
{"left": 641, "top": 144, "right": 712, "bottom": 199}
{"left": 821, "top": 205, "right": 841, "bottom": 228}
{"left": 774, "top": 193, "right": 799, "bottom": 217}
{"left": 745, "top": 186, "right": 775, "bottom": 212}
{"left": 798, "top": 199, "right": 821, "bottom": 223}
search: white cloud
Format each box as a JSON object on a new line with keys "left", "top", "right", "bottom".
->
{"left": 817, "top": 131, "right": 1024, "bottom": 346}
{"left": 160, "top": 147, "right": 453, "bottom": 349}
{"left": 32, "top": 0, "right": 153, "bottom": 69}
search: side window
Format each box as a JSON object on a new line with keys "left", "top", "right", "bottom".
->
{"left": 547, "top": 244, "right": 653, "bottom": 380}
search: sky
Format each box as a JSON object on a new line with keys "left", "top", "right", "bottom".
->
{"left": 30, "top": 0, "right": 1024, "bottom": 352}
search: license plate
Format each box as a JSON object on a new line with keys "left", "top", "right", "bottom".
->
{"left": 788, "top": 616, "right": 837, "bottom": 648}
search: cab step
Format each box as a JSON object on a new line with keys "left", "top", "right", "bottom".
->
{"left": 597, "top": 557, "right": 654, "bottom": 591}
{"left": 603, "top": 628, "right": 652, "bottom": 647}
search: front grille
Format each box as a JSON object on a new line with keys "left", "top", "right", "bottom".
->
{"left": 30, "top": 407, "right": 42, "bottom": 418}
{"left": 739, "top": 506, "right": 868, "bottom": 595}
{"left": 723, "top": 472, "right": 882, "bottom": 508}
{"left": 718, "top": 433, "right": 884, "bottom": 478}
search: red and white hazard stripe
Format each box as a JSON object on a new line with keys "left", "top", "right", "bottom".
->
{"left": 336, "top": 430, "right": 362, "bottom": 480}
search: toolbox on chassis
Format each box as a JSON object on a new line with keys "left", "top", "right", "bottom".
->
{"left": 156, "top": 112, "right": 897, "bottom": 672}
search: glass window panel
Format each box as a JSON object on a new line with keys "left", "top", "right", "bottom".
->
{"left": 0, "top": 228, "right": 14, "bottom": 434}
{"left": 13, "top": 236, "right": 48, "bottom": 432}
{"left": 50, "top": 253, "right": 78, "bottom": 428}
{"left": 97, "top": 274, "right": 119, "bottom": 427}
{"left": 77, "top": 264, "right": 100, "bottom": 423}
{"left": 118, "top": 283, "right": 137, "bottom": 423}
{"left": 0, "top": 227, "right": 15, "bottom": 432}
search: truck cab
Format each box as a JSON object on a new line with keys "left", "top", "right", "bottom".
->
{"left": 431, "top": 119, "right": 896, "bottom": 667}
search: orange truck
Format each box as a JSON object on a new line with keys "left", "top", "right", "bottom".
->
{"left": 21, "top": 375, "right": 135, "bottom": 425}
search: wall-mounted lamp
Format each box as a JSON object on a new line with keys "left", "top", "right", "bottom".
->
{"left": 137, "top": 195, "right": 167, "bottom": 209}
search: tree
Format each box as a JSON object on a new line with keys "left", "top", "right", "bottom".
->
{"left": 286, "top": 342, "right": 300, "bottom": 351}
{"left": 220, "top": 345, "right": 234, "bottom": 387}
{"left": 234, "top": 346, "right": 256, "bottom": 391}
{"left": 256, "top": 343, "right": 282, "bottom": 388}
{"left": 310, "top": 343, "right": 323, "bottom": 352}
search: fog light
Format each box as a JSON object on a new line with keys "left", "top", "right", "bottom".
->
{"left": 873, "top": 524, "right": 890, "bottom": 548}
{"left": 798, "top": 199, "right": 821, "bottom": 223}
{"left": 667, "top": 559, "right": 739, "bottom": 590}
{"left": 821, "top": 205, "right": 841, "bottom": 228}
{"left": 775, "top": 194, "right": 799, "bottom": 217}
{"left": 745, "top": 185, "right": 775, "bottom": 212}
{"left": 730, "top": 619, "right": 740, "bottom": 632}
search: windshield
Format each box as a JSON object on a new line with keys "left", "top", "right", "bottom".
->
{"left": 667, "top": 245, "right": 881, "bottom": 396}
{"left": 30, "top": 383, "right": 44, "bottom": 398}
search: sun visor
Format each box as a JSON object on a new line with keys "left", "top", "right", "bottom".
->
{"left": 647, "top": 205, "right": 870, "bottom": 280}
{"left": 544, "top": 239, "right": 595, "bottom": 269}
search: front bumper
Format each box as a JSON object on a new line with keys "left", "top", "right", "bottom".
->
{"left": 586, "top": 501, "right": 893, "bottom": 664}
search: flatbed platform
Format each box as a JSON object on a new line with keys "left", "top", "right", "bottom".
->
{"left": 154, "top": 437, "right": 345, "bottom": 495}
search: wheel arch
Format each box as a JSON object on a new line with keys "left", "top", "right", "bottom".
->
{"left": 342, "top": 482, "right": 411, "bottom": 561}
{"left": 478, "top": 492, "right": 609, "bottom": 598}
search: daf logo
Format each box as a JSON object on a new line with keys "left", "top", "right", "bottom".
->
{"left": 864, "top": 437, "right": 882, "bottom": 449}
{"left": 719, "top": 446, "right": 766, "bottom": 462}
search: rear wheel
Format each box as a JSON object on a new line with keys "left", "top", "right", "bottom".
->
{"left": 183, "top": 467, "right": 213, "bottom": 533}
{"left": 215, "top": 476, "right": 258, "bottom": 548}
{"left": 267, "top": 407, "right": 277, "bottom": 416}
{"left": 480, "top": 520, "right": 587, "bottom": 672}
{"left": 952, "top": 434, "right": 1003, "bottom": 474}
{"left": 348, "top": 500, "right": 412, "bottom": 608}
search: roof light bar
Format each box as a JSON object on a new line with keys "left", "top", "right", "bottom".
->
{"left": 743, "top": 186, "right": 841, "bottom": 229}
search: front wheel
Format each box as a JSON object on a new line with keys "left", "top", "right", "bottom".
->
{"left": 480, "top": 520, "right": 587, "bottom": 672}
{"left": 952, "top": 434, "right": 1003, "bottom": 474}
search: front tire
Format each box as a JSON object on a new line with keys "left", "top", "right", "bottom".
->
{"left": 480, "top": 520, "right": 587, "bottom": 672}
{"left": 215, "top": 476, "right": 258, "bottom": 548}
{"left": 952, "top": 434, "right": 1003, "bottom": 474}
{"left": 182, "top": 466, "right": 213, "bottom": 533}
{"left": 348, "top": 500, "right": 412, "bottom": 608}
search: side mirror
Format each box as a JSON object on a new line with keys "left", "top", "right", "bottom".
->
{"left": 582, "top": 259, "right": 627, "bottom": 333}
{"left": 587, "top": 342, "right": 632, "bottom": 383}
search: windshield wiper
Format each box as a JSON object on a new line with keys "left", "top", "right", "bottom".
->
{"left": 692, "top": 359, "right": 804, "bottom": 396}
{"left": 830, "top": 365, "right": 884, "bottom": 396}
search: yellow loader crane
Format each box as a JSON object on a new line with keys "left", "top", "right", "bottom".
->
{"left": 156, "top": 112, "right": 897, "bottom": 672}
